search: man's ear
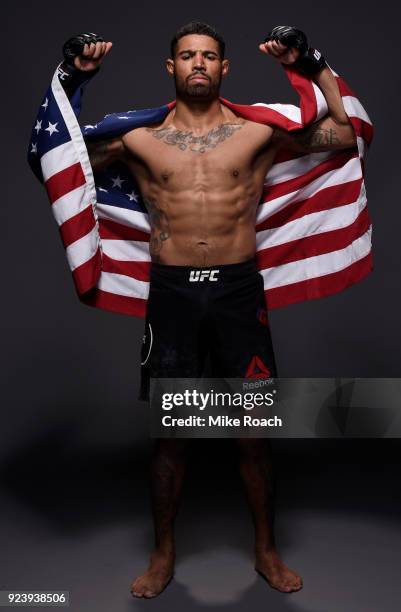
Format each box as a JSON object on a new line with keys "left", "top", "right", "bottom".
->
{"left": 221, "top": 59, "right": 229, "bottom": 78}
{"left": 166, "top": 58, "right": 174, "bottom": 76}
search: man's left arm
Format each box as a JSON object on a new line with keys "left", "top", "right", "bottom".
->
{"left": 274, "top": 68, "right": 357, "bottom": 153}
{"left": 261, "top": 26, "right": 357, "bottom": 153}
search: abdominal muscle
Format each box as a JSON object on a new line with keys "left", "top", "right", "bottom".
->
{"left": 142, "top": 183, "right": 262, "bottom": 267}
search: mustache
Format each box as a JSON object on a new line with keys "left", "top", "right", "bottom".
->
{"left": 188, "top": 73, "right": 210, "bottom": 81}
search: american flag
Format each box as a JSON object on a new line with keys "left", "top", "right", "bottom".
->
{"left": 27, "top": 61, "right": 374, "bottom": 318}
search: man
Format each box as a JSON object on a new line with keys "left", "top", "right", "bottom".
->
{"left": 28, "top": 22, "right": 372, "bottom": 598}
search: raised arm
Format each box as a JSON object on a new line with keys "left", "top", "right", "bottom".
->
{"left": 260, "top": 26, "right": 357, "bottom": 153}
{"left": 273, "top": 68, "right": 356, "bottom": 153}
{"left": 57, "top": 33, "right": 127, "bottom": 171}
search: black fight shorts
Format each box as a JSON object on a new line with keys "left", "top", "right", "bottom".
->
{"left": 139, "top": 258, "right": 277, "bottom": 401}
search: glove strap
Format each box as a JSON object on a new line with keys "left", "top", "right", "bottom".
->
{"left": 293, "top": 47, "right": 327, "bottom": 77}
{"left": 57, "top": 61, "right": 99, "bottom": 98}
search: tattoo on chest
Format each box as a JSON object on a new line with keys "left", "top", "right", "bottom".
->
{"left": 143, "top": 196, "right": 170, "bottom": 262}
{"left": 146, "top": 122, "right": 244, "bottom": 153}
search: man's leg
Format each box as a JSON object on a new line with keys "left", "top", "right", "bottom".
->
{"left": 131, "top": 438, "right": 189, "bottom": 598}
{"left": 235, "top": 437, "right": 302, "bottom": 592}
{"left": 208, "top": 261, "right": 302, "bottom": 592}
{"left": 132, "top": 263, "right": 206, "bottom": 598}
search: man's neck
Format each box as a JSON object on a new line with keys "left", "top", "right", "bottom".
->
{"left": 170, "top": 96, "right": 227, "bottom": 133}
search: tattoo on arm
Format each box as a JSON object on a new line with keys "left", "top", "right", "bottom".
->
{"left": 145, "top": 122, "right": 243, "bottom": 153}
{"left": 86, "top": 138, "right": 123, "bottom": 170}
{"left": 289, "top": 120, "right": 356, "bottom": 153}
{"left": 143, "top": 196, "right": 170, "bottom": 262}
{"left": 296, "top": 126, "right": 341, "bottom": 150}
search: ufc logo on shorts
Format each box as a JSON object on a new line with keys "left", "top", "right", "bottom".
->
{"left": 189, "top": 269, "right": 220, "bottom": 282}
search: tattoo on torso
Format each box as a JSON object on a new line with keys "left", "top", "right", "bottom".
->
{"left": 146, "top": 122, "right": 244, "bottom": 153}
{"left": 143, "top": 196, "right": 170, "bottom": 262}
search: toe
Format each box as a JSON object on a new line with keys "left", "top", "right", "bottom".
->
{"left": 288, "top": 579, "right": 302, "bottom": 592}
{"left": 130, "top": 580, "right": 145, "bottom": 597}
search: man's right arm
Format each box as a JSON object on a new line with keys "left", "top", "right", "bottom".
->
{"left": 57, "top": 33, "right": 123, "bottom": 171}
{"left": 86, "top": 137, "right": 126, "bottom": 172}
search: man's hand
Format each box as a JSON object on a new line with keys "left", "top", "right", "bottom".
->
{"left": 58, "top": 33, "right": 112, "bottom": 99}
{"left": 62, "top": 32, "right": 113, "bottom": 71}
{"left": 259, "top": 26, "right": 327, "bottom": 76}
{"left": 259, "top": 38, "right": 300, "bottom": 65}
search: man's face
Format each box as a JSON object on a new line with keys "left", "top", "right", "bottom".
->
{"left": 167, "top": 34, "right": 229, "bottom": 100}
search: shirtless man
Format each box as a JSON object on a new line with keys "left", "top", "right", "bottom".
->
{"left": 58, "top": 22, "right": 356, "bottom": 598}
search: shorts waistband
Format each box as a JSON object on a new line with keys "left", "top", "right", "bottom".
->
{"left": 150, "top": 258, "right": 259, "bottom": 282}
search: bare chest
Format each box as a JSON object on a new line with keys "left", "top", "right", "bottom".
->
{"left": 122, "top": 120, "right": 275, "bottom": 190}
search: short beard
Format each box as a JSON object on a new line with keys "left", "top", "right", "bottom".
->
{"left": 175, "top": 74, "right": 221, "bottom": 100}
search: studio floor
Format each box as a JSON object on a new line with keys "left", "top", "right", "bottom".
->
{"left": 1, "top": 439, "right": 400, "bottom": 611}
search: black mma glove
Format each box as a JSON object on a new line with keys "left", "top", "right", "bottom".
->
{"left": 264, "top": 25, "right": 327, "bottom": 77}
{"left": 58, "top": 32, "right": 104, "bottom": 97}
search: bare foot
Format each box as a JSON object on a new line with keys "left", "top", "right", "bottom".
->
{"left": 130, "top": 549, "right": 175, "bottom": 598}
{"left": 255, "top": 550, "right": 303, "bottom": 593}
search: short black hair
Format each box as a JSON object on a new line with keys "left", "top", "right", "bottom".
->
{"left": 170, "top": 21, "right": 225, "bottom": 59}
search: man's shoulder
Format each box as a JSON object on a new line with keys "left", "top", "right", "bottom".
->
{"left": 121, "top": 119, "right": 168, "bottom": 143}
{"left": 236, "top": 116, "right": 275, "bottom": 151}
{"left": 222, "top": 103, "right": 273, "bottom": 134}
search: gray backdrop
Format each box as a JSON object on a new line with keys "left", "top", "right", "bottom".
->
{"left": 1, "top": 2, "right": 401, "bottom": 610}
{"left": 2, "top": 0, "right": 399, "bottom": 457}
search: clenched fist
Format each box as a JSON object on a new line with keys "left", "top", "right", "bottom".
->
{"left": 62, "top": 32, "right": 113, "bottom": 72}
{"left": 258, "top": 26, "right": 307, "bottom": 65}
{"left": 258, "top": 26, "right": 327, "bottom": 76}
{"left": 259, "top": 38, "right": 300, "bottom": 65}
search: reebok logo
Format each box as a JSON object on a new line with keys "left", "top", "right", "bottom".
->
{"left": 245, "top": 355, "right": 271, "bottom": 379}
{"left": 189, "top": 269, "right": 220, "bottom": 282}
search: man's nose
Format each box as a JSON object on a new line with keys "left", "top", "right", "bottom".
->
{"left": 192, "top": 53, "right": 206, "bottom": 69}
